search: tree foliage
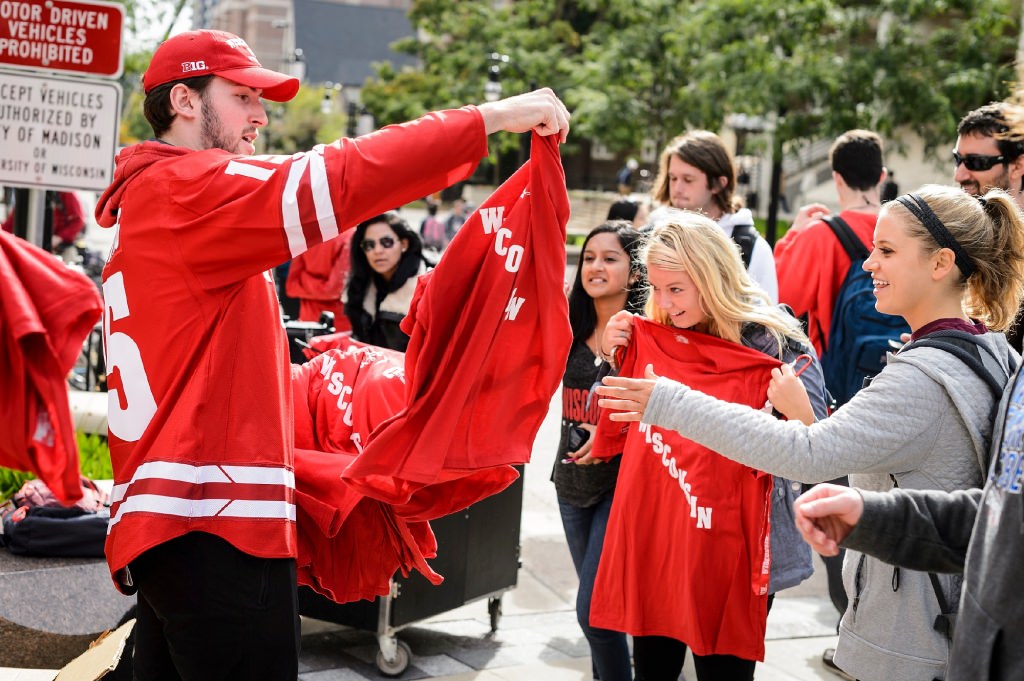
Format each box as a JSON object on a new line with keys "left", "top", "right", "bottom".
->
{"left": 361, "top": 0, "right": 1020, "bottom": 161}
{"left": 361, "top": 0, "right": 592, "bottom": 155}
{"left": 261, "top": 85, "right": 346, "bottom": 154}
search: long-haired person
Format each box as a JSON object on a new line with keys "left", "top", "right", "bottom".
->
{"left": 343, "top": 212, "right": 429, "bottom": 352}
{"left": 650, "top": 131, "right": 777, "bottom": 301}
{"left": 554, "top": 221, "right": 644, "bottom": 681}
{"left": 589, "top": 210, "right": 826, "bottom": 681}
{"left": 597, "top": 186, "right": 1024, "bottom": 681}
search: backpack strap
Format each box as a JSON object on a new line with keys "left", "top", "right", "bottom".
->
{"left": 887, "top": 474, "right": 958, "bottom": 641}
{"left": 928, "top": 572, "right": 957, "bottom": 641}
{"left": 823, "top": 215, "right": 869, "bottom": 262}
{"left": 730, "top": 223, "right": 758, "bottom": 269}
{"left": 900, "top": 329, "right": 1014, "bottom": 402}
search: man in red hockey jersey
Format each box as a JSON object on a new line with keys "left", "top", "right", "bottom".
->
{"left": 95, "top": 28, "right": 569, "bottom": 680}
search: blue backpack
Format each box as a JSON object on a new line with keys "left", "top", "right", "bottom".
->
{"left": 821, "top": 215, "right": 910, "bottom": 407}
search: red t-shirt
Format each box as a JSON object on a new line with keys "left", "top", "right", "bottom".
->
{"left": 590, "top": 318, "right": 778, "bottom": 660}
{"left": 0, "top": 231, "right": 102, "bottom": 504}
{"left": 774, "top": 210, "right": 877, "bottom": 356}
{"left": 286, "top": 234, "right": 352, "bottom": 329}
{"left": 341, "top": 134, "right": 573, "bottom": 504}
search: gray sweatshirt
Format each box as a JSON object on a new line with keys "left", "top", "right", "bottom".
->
{"left": 843, "top": 365, "right": 1024, "bottom": 681}
{"left": 644, "top": 332, "right": 1014, "bottom": 681}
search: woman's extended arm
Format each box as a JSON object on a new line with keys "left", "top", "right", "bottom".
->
{"left": 598, "top": 359, "right": 944, "bottom": 483}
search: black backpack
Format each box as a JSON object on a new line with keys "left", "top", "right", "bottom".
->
{"left": 820, "top": 215, "right": 910, "bottom": 407}
{"left": 731, "top": 223, "right": 758, "bottom": 269}
{"left": 893, "top": 329, "right": 1016, "bottom": 642}
{"left": 900, "top": 329, "right": 1015, "bottom": 402}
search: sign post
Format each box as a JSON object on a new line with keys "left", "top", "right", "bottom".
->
{"left": 0, "top": 0, "right": 124, "bottom": 248}
{"left": 0, "top": 70, "right": 121, "bottom": 192}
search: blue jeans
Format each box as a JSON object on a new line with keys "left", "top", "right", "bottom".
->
{"left": 558, "top": 494, "right": 632, "bottom": 681}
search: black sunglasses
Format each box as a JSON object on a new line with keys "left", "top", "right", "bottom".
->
{"left": 360, "top": 236, "right": 397, "bottom": 252}
{"left": 952, "top": 150, "right": 1007, "bottom": 172}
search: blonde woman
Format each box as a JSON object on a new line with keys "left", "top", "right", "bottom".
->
{"left": 590, "top": 209, "right": 826, "bottom": 681}
{"left": 597, "top": 186, "right": 1024, "bottom": 681}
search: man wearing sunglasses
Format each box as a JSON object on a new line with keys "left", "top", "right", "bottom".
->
{"left": 954, "top": 102, "right": 1024, "bottom": 351}
{"left": 954, "top": 103, "right": 1024, "bottom": 202}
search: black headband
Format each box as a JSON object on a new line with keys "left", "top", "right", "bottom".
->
{"left": 895, "top": 193, "right": 976, "bottom": 278}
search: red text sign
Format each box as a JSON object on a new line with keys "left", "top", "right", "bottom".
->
{"left": 0, "top": 0, "right": 124, "bottom": 78}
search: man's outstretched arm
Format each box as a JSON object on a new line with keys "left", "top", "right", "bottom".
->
{"left": 794, "top": 483, "right": 981, "bottom": 574}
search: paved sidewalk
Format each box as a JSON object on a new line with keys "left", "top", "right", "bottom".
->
{"left": 294, "top": 389, "right": 844, "bottom": 681}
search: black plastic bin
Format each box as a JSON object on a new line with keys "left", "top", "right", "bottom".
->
{"left": 299, "top": 466, "right": 525, "bottom": 676}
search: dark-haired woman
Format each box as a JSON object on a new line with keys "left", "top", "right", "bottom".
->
{"left": 553, "top": 221, "right": 645, "bottom": 681}
{"left": 343, "top": 212, "right": 429, "bottom": 352}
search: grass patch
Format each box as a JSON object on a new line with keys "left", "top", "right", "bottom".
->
{"left": 0, "top": 432, "right": 112, "bottom": 500}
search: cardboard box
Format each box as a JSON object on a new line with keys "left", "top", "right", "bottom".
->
{"left": 0, "top": 620, "right": 132, "bottom": 681}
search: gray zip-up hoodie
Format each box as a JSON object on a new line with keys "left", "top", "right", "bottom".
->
{"left": 643, "top": 332, "right": 1014, "bottom": 680}
{"left": 843, "top": 362, "right": 1024, "bottom": 681}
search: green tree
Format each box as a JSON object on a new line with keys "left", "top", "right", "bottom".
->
{"left": 261, "top": 85, "right": 346, "bottom": 154}
{"left": 360, "top": 0, "right": 593, "bottom": 162}
{"left": 663, "top": 0, "right": 1020, "bottom": 237}
{"left": 365, "top": 0, "right": 1018, "bottom": 165}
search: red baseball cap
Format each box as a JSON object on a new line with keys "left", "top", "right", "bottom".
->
{"left": 143, "top": 29, "right": 300, "bottom": 102}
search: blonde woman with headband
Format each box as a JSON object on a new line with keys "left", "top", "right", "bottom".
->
{"left": 597, "top": 185, "right": 1024, "bottom": 681}
{"left": 589, "top": 209, "right": 827, "bottom": 681}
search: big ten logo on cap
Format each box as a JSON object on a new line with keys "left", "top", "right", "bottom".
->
{"left": 226, "top": 36, "right": 259, "bottom": 63}
{"left": 182, "top": 61, "right": 207, "bottom": 73}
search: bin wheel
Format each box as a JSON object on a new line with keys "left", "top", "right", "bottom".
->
{"left": 376, "top": 639, "right": 411, "bottom": 677}
{"left": 488, "top": 596, "right": 502, "bottom": 632}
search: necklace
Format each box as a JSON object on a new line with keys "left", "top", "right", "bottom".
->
{"left": 847, "top": 196, "right": 878, "bottom": 212}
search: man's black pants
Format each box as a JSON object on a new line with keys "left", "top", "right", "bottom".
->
{"left": 129, "top": 531, "right": 300, "bottom": 681}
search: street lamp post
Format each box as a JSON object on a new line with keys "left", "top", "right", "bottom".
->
{"left": 484, "top": 52, "right": 534, "bottom": 175}
{"left": 484, "top": 52, "right": 507, "bottom": 102}
{"left": 322, "top": 81, "right": 342, "bottom": 115}
{"left": 340, "top": 87, "right": 372, "bottom": 138}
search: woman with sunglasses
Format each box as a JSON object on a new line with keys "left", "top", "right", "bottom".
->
{"left": 344, "top": 212, "right": 429, "bottom": 351}
{"left": 597, "top": 186, "right": 1024, "bottom": 681}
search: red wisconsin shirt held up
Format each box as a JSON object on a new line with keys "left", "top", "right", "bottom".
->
{"left": 590, "top": 318, "right": 779, "bottom": 661}
{"left": 342, "top": 134, "right": 572, "bottom": 504}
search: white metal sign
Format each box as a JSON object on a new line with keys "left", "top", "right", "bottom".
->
{"left": 0, "top": 68, "right": 120, "bottom": 192}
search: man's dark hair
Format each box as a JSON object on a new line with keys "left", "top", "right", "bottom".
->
{"left": 143, "top": 75, "right": 215, "bottom": 137}
{"left": 957, "top": 102, "right": 1024, "bottom": 161}
{"left": 830, "top": 130, "right": 884, "bottom": 192}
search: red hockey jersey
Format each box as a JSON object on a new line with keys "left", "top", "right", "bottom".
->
{"left": 341, "top": 134, "right": 572, "bottom": 504}
{"left": 96, "top": 107, "right": 488, "bottom": 592}
{"left": 0, "top": 231, "right": 102, "bottom": 504}
{"left": 590, "top": 318, "right": 777, "bottom": 661}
